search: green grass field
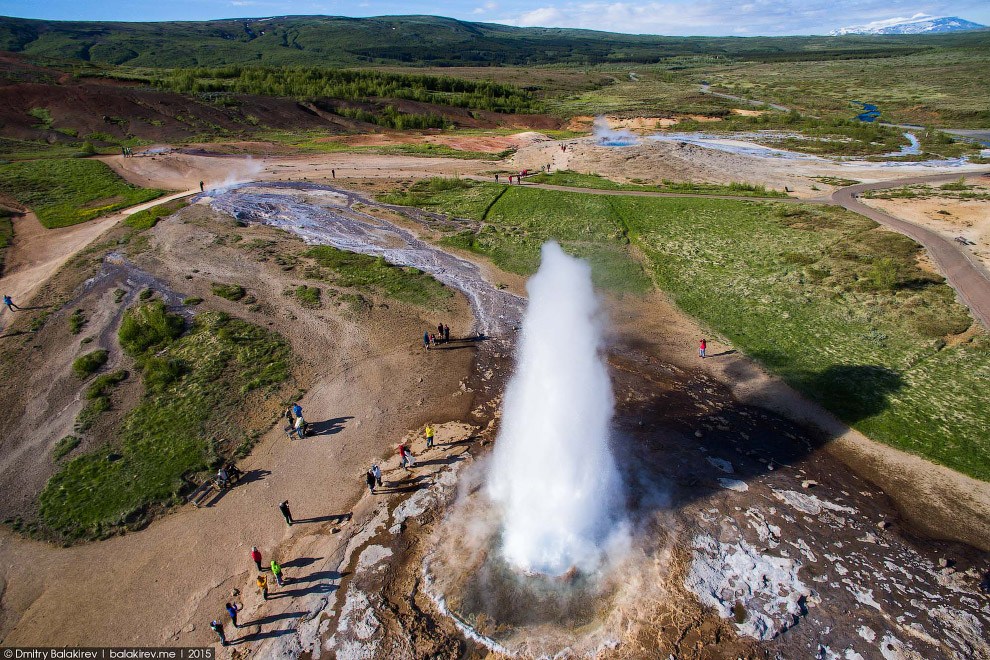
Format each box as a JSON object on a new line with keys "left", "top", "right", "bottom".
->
{"left": 526, "top": 171, "right": 789, "bottom": 197}
{"left": 395, "top": 182, "right": 989, "bottom": 480}
{"left": 304, "top": 245, "right": 454, "bottom": 308}
{"left": 39, "top": 308, "right": 292, "bottom": 542}
{"left": 0, "top": 159, "right": 167, "bottom": 228}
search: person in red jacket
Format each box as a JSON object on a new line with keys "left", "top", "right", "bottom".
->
{"left": 699, "top": 338, "right": 707, "bottom": 358}
{"left": 251, "top": 546, "right": 263, "bottom": 571}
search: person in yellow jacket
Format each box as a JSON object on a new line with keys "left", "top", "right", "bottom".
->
{"left": 425, "top": 424, "right": 435, "bottom": 449}
{"left": 257, "top": 574, "right": 268, "bottom": 600}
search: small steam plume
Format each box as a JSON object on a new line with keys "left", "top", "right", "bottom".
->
{"left": 592, "top": 116, "right": 639, "bottom": 146}
{"left": 487, "top": 242, "right": 625, "bottom": 575}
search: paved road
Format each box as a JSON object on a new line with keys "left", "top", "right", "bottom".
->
{"left": 832, "top": 171, "right": 990, "bottom": 329}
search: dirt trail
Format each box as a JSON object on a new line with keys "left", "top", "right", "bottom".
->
{"left": 0, "top": 190, "right": 195, "bottom": 322}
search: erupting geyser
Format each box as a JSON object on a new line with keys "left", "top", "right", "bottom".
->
{"left": 487, "top": 242, "right": 624, "bottom": 576}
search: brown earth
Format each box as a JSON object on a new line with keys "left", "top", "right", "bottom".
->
{"left": 0, "top": 147, "right": 987, "bottom": 656}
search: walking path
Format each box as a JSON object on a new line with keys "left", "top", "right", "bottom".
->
{"left": 503, "top": 179, "right": 823, "bottom": 204}
{"left": 832, "top": 171, "right": 990, "bottom": 329}
{"left": 0, "top": 189, "right": 197, "bottom": 314}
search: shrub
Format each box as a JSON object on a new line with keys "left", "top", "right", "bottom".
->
{"left": 142, "top": 357, "right": 186, "bottom": 393}
{"left": 294, "top": 285, "right": 321, "bottom": 308}
{"left": 86, "top": 370, "right": 128, "bottom": 399}
{"left": 72, "top": 350, "right": 108, "bottom": 378}
{"left": 211, "top": 283, "right": 246, "bottom": 301}
{"left": 53, "top": 436, "right": 81, "bottom": 460}
{"left": 118, "top": 301, "right": 184, "bottom": 357}
{"left": 68, "top": 309, "right": 86, "bottom": 334}
{"left": 182, "top": 297, "right": 203, "bottom": 306}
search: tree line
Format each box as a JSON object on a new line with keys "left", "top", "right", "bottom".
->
{"left": 155, "top": 66, "right": 541, "bottom": 114}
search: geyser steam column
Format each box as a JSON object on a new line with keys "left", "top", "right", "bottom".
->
{"left": 488, "top": 242, "right": 624, "bottom": 576}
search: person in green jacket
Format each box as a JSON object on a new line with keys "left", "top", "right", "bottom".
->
{"left": 271, "top": 559, "right": 285, "bottom": 587}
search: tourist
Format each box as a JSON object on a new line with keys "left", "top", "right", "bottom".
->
{"left": 495, "top": 173, "right": 499, "bottom": 183}
{"left": 271, "top": 559, "right": 285, "bottom": 586}
{"left": 294, "top": 415, "right": 306, "bottom": 438}
{"left": 371, "top": 464, "right": 382, "bottom": 488}
{"left": 292, "top": 402, "right": 303, "bottom": 418}
{"left": 366, "top": 469, "right": 376, "bottom": 493}
{"left": 279, "top": 500, "right": 293, "bottom": 526}
{"left": 331, "top": 169, "right": 335, "bottom": 179}
{"left": 425, "top": 424, "right": 435, "bottom": 449}
{"left": 199, "top": 181, "right": 204, "bottom": 192}
{"left": 210, "top": 620, "right": 227, "bottom": 646}
{"left": 437, "top": 323, "right": 444, "bottom": 342}
{"left": 250, "top": 546, "right": 263, "bottom": 571}
{"left": 225, "top": 602, "right": 241, "bottom": 628}
{"left": 3, "top": 295, "right": 19, "bottom": 311}
{"left": 699, "top": 338, "right": 707, "bottom": 359}
{"left": 443, "top": 325, "right": 450, "bottom": 343}
{"left": 257, "top": 574, "right": 268, "bottom": 600}
{"left": 423, "top": 331, "right": 430, "bottom": 350}
{"left": 429, "top": 332, "right": 437, "bottom": 347}
{"left": 399, "top": 443, "right": 415, "bottom": 469}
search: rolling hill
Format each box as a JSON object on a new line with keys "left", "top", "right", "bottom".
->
{"left": 2, "top": 14, "right": 988, "bottom": 68}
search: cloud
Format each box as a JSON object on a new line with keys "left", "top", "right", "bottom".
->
{"left": 490, "top": 0, "right": 987, "bottom": 35}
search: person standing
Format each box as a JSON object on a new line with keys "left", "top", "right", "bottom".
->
{"left": 279, "top": 500, "right": 293, "bottom": 526}
{"left": 271, "top": 559, "right": 285, "bottom": 587}
{"left": 210, "top": 620, "right": 227, "bottom": 646}
{"left": 199, "top": 181, "right": 205, "bottom": 192}
{"left": 423, "top": 331, "right": 430, "bottom": 350}
{"left": 371, "top": 464, "right": 382, "bottom": 488}
{"left": 225, "top": 602, "right": 241, "bottom": 628}
{"left": 257, "top": 574, "right": 268, "bottom": 600}
{"left": 425, "top": 424, "right": 435, "bottom": 449}
{"left": 250, "top": 546, "right": 263, "bottom": 571}
{"left": 365, "top": 469, "right": 377, "bottom": 494}
{"left": 3, "top": 295, "right": 20, "bottom": 311}
{"left": 331, "top": 168, "right": 335, "bottom": 179}
{"left": 399, "top": 443, "right": 415, "bottom": 469}
{"left": 699, "top": 338, "right": 707, "bottom": 359}
{"left": 294, "top": 415, "right": 306, "bottom": 439}
{"left": 292, "top": 402, "right": 303, "bottom": 418}
{"left": 443, "top": 325, "right": 450, "bottom": 343}
{"left": 495, "top": 173, "right": 499, "bottom": 183}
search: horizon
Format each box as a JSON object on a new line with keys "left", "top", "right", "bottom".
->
{"left": 2, "top": 1, "right": 989, "bottom": 37}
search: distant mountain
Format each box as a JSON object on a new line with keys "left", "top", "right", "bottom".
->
{"left": 830, "top": 14, "right": 985, "bottom": 36}
{"left": 0, "top": 14, "right": 988, "bottom": 69}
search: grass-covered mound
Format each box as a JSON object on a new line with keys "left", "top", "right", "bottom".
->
{"left": 0, "top": 159, "right": 166, "bottom": 228}
{"left": 39, "top": 305, "right": 292, "bottom": 542}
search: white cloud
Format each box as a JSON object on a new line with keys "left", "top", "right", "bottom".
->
{"left": 489, "top": 0, "right": 986, "bottom": 35}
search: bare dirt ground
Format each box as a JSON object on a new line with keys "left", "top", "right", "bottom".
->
{"left": 1, "top": 147, "right": 987, "bottom": 657}
{"left": 861, "top": 178, "right": 990, "bottom": 268}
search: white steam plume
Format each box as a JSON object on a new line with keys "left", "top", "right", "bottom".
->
{"left": 487, "top": 241, "right": 624, "bottom": 575}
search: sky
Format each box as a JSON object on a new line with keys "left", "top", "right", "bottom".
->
{"left": 3, "top": 0, "right": 989, "bottom": 36}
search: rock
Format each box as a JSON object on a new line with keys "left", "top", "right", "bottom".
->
{"left": 767, "top": 463, "right": 775, "bottom": 471}
{"left": 694, "top": 430, "right": 704, "bottom": 438}
{"left": 185, "top": 624, "right": 195, "bottom": 633}
{"left": 938, "top": 557, "right": 950, "bottom": 568}
{"left": 801, "top": 480, "right": 818, "bottom": 489}
{"left": 877, "top": 520, "right": 890, "bottom": 530}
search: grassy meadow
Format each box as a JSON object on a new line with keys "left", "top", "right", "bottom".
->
{"left": 0, "top": 159, "right": 166, "bottom": 228}
{"left": 39, "top": 306, "right": 293, "bottom": 542}
{"left": 391, "top": 180, "right": 989, "bottom": 480}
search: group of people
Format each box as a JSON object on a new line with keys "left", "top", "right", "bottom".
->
{"left": 423, "top": 322, "right": 451, "bottom": 349}
{"left": 209, "top": 546, "right": 289, "bottom": 646}
{"left": 284, "top": 401, "right": 307, "bottom": 439}
{"left": 216, "top": 463, "right": 243, "bottom": 490}
{"left": 120, "top": 146, "right": 135, "bottom": 157}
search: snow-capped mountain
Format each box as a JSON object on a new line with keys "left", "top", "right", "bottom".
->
{"left": 830, "top": 13, "right": 985, "bottom": 36}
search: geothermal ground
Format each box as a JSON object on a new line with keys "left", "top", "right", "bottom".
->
{"left": 0, "top": 136, "right": 988, "bottom": 659}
